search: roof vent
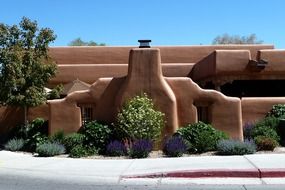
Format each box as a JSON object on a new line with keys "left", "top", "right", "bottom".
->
{"left": 138, "top": 40, "right": 151, "bottom": 48}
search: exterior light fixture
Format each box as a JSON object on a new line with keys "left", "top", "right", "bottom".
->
{"left": 248, "top": 59, "right": 268, "bottom": 71}
{"left": 257, "top": 59, "right": 268, "bottom": 68}
{"left": 138, "top": 40, "right": 151, "bottom": 48}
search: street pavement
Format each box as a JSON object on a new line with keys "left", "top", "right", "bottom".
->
{"left": 0, "top": 150, "right": 285, "bottom": 189}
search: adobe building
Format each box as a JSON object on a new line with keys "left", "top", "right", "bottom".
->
{"left": 1, "top": 43, "right": 285, "bottom": 141}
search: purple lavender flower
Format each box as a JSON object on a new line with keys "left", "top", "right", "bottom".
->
{"left": 163, "top": 136, "right": 188, "bottom": 157}
{"left": 129, "top": 139, "right": 153, "bottom": 158}
{"left": 106, "top": 140, "right": 127, "bottom": 156}
{"left": 243, "top": 122, "right": 255, "bottom": 141}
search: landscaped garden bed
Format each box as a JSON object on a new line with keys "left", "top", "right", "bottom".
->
{"left": 1, "top": 95, "right": 285, "bottom": 159}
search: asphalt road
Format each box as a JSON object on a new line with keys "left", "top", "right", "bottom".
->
{"left": 1, "top": 151, "right": 285, "bottom": 189}
{"left": 1, "top": 173, "right": 285, "bottom": 190}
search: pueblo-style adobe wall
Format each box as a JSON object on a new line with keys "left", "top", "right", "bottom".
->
{"left": 2, "top": 44, "right": 285, "bottom": 141}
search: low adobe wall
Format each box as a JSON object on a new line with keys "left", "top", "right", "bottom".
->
{"left": 0, "top": 107, "right": 24, "bottom": 135}
{"left": 241, "top": 97, "right": 285, "bottom": 125}
{"left": 0, "top": 105, "right": 49, "bottom": 135}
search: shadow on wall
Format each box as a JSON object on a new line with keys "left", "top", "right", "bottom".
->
{"left": 0, "top": 107, "right": 24, "bottom": 143}
{"left": 0, "top": 105, "right": 49, "bottom": 141}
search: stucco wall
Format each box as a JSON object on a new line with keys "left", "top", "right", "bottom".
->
{"left": 49, "top": 45, "right": 273, "bottom": 65}
{"left": 0, "top": 105, "right": 49, "bottom": 135}
{"left": 48, "top": 45, "right": 274, "bottom": 86}
{"left": 191, "top": 49, "right": 285, "bottom": 83}
{"left": 49, "top": 48, "right": 243, "bottom": 140}
{"left": 242, "top": 97, "right": 285, "bottom": 125}
{"left": 50, "top": 63, "right": 195, "bottom": 86}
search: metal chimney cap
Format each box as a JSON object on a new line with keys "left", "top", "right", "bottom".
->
{"left": 138, "top": 40, "right": 151, "bottom": 48}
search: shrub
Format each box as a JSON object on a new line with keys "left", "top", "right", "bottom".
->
{"left": 69, "top": 145, "right": 88, "bottom": 158}
{"left": 254, "top": 136, "right": 278, "bottom": 151}
{"left": 13, "top": 118, "right": 48, "bottom": 152}
{"left": 176, "top": 121, "right": 228, "bottom": 153}
{"left": 129, "top": 139, "right": 153, "bottom": 158}
{"left": 79, "top": 121, "right": 113, "bottom": 153}
{"left": 216, "top": 139, "right": 256, "bottom": 155}
{"left": 116, "top": 93, "right": 164, "bottom": 141}
{"left": 69, "top": 145, "right": 98, "bottom": 158}
{"left": 49, "top": 130, "right": 65, "bottom": 144}
{"left": 254, "top": 116, "right": 280, "bottom": 130}
{"left": 63, "top": 133, "right": 85, "bottom": 153}
{"left": 163, "top": 136, "right": 188, "bottom": 157}
{"left": 243, "top": 122, "right": 255, "bottom": 140}
{"left": 252, "top": 117, "right": 280, "bottom": 142}
{"left": 267, "top": 104, "right": 285, "bottom": 118}
{"left": 4, "top": 138, "right": 25, "bottom": 151}
{"left": 106, "top": 140, "right": 127, "bottom": 156}
{"left": 36, "top": 142, "right": 65, "bottom": 157}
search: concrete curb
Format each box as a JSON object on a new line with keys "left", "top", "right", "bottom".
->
{"left": 122, "top": 168, "right": 285, "bottom": 179}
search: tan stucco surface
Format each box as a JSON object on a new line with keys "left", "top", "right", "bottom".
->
{"left": 49, "top": 45, "right": 273, "bottom": 65}
{"left": 50, "top": 63, "right": 195, "bottom": 86}
{"left": 49, "top": 48, "right": 243, "bottom": 140}
{"left": 48, "top": 45, "right": 274, "bottom": 86}
{"left": 242, "top": 97, "right": 285, "bottom": 125}
{"left": 2, "top": 44, "right": 285, "bottom": 141}
{"left": 191, "top": 49, "right": 285, "bottom": 83}
{"left": 0, "top": 105, "right": 48, "bottom": 135}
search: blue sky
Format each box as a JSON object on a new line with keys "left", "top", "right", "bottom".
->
{"left": 1, "top": 0, "right": 285, "bottom": 48}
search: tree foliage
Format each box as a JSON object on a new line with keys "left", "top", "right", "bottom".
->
{"left": 0, "top": 17, "right": 57, "bottom": 108}
{"left": 116, "top": 93, "right": 165, "bottom": 142}
{"left": 212, "top": 33, "right": 263, "bottom": 44}
{"left": 68, "top": 37, "right": 105, "bottom": 46}
{"left": 47, "top": 84, "right": 64, "bottom": 100}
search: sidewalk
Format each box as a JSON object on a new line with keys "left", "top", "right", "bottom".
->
{"left": 0, "top": 150, "right": 285, "bottom": 186}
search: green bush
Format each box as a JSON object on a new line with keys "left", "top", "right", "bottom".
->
{"left": 116, "top": 93, "right": 164, "bottom": 142}
{"left": 49, "top": 130, "right": 65, "bottom": 144}
{"left": 254, "top": 116, "right": 280, "bottom": 130}
{"left": 217, "top": 139, "right": 256, "bottom": 155}
{"left": 13, "top": 118, "right": 49, "bottom": 152}
{"left": 250, "top": 116, "right": 281, "bottom": 144}
{"left": 4, "top": 138, "right": 25, "bottom": 151}
{"left": 69, "top": 145, "right": 98, "bottom": 158}
{"left": 69, "top": 145, "right": 88, "bottom": 158}
{"left": 176, "top": 121, "right": 228, "bottom": 153}
{"left": 36, "top": 142, "right": 65, "bottom": 157}
{"left": 254, "top": 136, "right": 278, "bottom": 151}
{"left": 267, "top": 104, "right": 285, "bottom": 118}
{"left": 63, "top": 133, "right": 85, "bottom": 153}
{"left": 79, "top": 121, "right": 112, "bottom": 153}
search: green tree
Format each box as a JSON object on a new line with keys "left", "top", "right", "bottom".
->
{"left": 68, "top": 37, "right": 105, "bottom": 46}
{"left": 46, "top": 84, "right": 64, "bottom": 100}
{"left": 212, "top": 33, "right": 263, "bottom": 44}
{"left": 0, "top": 17, "right": 57, "bottom": 124}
